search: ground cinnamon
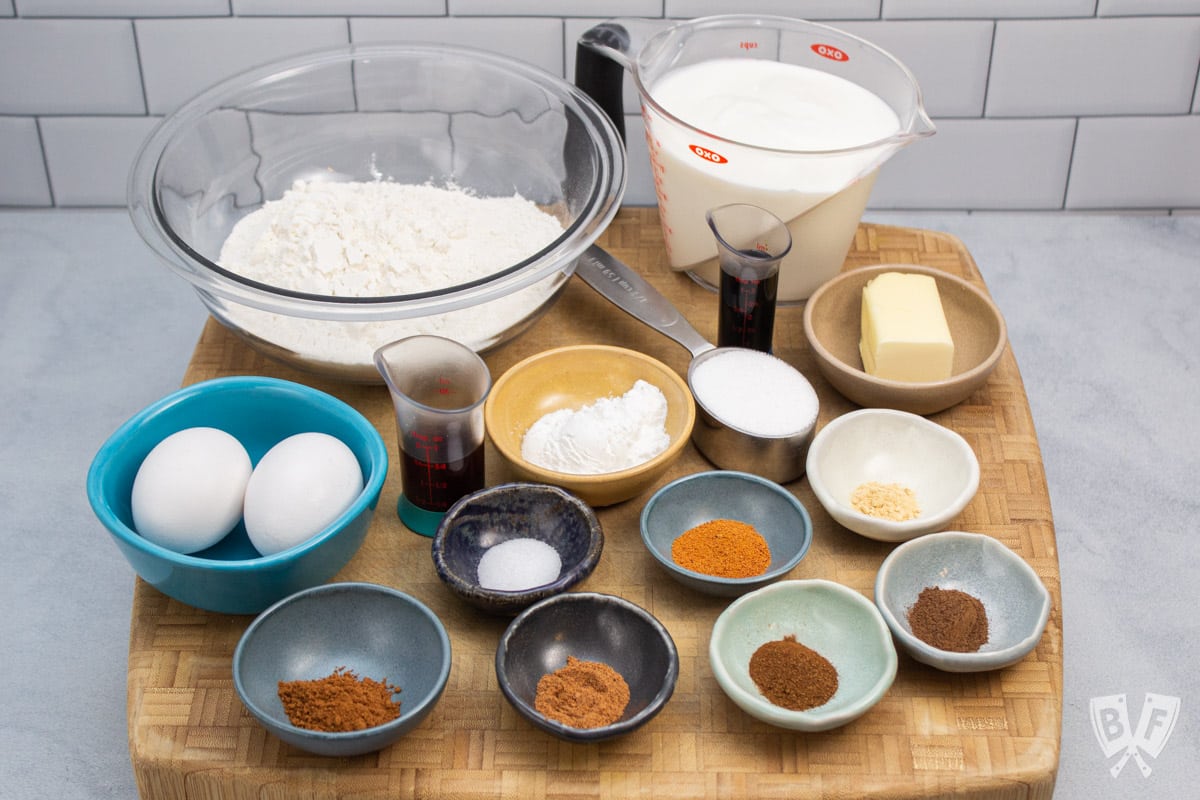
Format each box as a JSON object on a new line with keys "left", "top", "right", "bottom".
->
{"left": 277, "top": 666, "right": 402, "bottom": 732}
{"left": 906, "top": 586, "right": 989, "bottom": 652}
{"left": 671, "top": 518, "right": 771, "bottom": 578}
{"left": 534, "top": 656, "right": 630, "bottom": 729}
{"left": 748, "top": 635, "right": 838, "bottom": 711}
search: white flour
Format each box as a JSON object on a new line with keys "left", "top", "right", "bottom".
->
{"left": 521, "top": 380, "right": 671, "bottom": 474}
{"left": 217, "top": 179, "right": 565, "bottom": 366}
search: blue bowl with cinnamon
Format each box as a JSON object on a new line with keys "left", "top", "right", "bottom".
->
{"left": 232, "top": 582, "right": 451, "bottom": 756}
{"left": 639, "top": 470, "right": 813, "bottom": 597}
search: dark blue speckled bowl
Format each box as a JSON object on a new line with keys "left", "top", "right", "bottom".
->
{"left": 431, "top": 482, "right": 603, "bottom": 615}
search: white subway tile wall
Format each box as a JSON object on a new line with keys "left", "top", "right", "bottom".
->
{"left": 987, "top": 18, "right": 1200, "bottom": 117}
{"left": 883, "top": 0, "right": 1097, "bottom": 19}
{"left": 0, "top": 1, "right": 1196, "bottom": 210}
{"left": 135, "top": 18, "right": 350, "bottom": 114}
{"left": 0, "top": 117, "right": 50, "bottom": 204}
{"left": 18, "top": 0, "right": 230, "bottom": 16}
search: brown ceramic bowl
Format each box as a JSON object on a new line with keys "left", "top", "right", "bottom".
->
{"left": 802, "top": 265, "right": 1007, "bottom": 415}
{"left": 484, "top": 345, "right": 695, "bottom": 507}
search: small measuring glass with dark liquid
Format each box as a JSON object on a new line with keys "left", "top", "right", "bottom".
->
{"left": 706, "top": 204, "right": 793, "bottom": 353}
{"left": 374, "top": 335, "right": 492, "bottom": 536}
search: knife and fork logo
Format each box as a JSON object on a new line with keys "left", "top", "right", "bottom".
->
{"left": 1089, "top": 693, "right": 1180, "bottom": 777}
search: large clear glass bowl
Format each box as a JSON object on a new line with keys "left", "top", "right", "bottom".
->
{"left": 129, "top": 44, "right": 626, "bottom": 382}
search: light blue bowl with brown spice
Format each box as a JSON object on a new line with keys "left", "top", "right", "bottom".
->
{"left": 640, "top": 470, "right": 813, "bottom": 597}
{"left": 874, "top": 531, "right": 1052, "bottom": 672}
{"left": 709, "top": 579, "right": 897, "bottom": 732}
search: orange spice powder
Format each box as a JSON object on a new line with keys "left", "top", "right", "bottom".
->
{"left": 277, "top": 666, "right": 401, "bottom": 732}
{"left": 671, "top": 518, "right": 771, "bottom": 578}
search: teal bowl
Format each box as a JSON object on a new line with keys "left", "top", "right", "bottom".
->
{"left": 640, "top": 471, "right": 813, "bottom": 597}
{"left": 234, "top": 582, "right": 451, "bottom": 756}
{"left": 86, "top": 376, "right": 387, "bottom": 614}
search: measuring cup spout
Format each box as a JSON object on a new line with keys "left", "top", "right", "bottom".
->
{"left": 906, "top": 104, "right": 936, "bottom": 141}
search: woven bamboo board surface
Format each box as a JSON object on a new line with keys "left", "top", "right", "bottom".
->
{"left": 127, "top": 209, "right": 1062, "bottom": 799}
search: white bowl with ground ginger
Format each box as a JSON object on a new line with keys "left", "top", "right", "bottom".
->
{"left": 805, "top": 408, "right": 979, "bottom": 542}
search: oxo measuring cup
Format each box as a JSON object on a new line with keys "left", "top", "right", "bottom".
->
{"left": 576, "top": 245, "right": 816, "bottom": 484}
{"left": 374, "top": 335, "right": 491, "bottom": 536}
{"left": 576, "top": 15, "right": 934, "bottom": 302}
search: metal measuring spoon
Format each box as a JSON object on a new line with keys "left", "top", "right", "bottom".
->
{"left": 576, "top": 245, "right": 817, "bottom": 484}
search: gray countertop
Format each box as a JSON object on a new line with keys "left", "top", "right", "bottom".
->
{"left": 1, "top": 209, "right": 1195, "bottom": 799}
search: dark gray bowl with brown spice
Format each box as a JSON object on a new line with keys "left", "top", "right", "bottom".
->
{"left": 495, "top": 592, "right": 679, "bottom": 742}
{"left": 232, "top": 582, "right": 452, "bottom": 756}
{"left": 640, "top": 470, "right": 813, "bottom": 597}
{"left": 874, "top": 531, "right": 1052, "bottom": 672}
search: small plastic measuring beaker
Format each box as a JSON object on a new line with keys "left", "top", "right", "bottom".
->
{"left": 374, "top": 335, "right": 491, "bottom": 536}
{"left": 708, "top": 204, "right": 792, "bottom": 354}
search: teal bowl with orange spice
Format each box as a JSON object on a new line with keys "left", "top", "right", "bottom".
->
{"left": 639, "top": 470, "right": 813, "bottom": 597}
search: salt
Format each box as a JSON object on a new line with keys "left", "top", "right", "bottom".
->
{"left": 476, "top": 538, "right": 563, "bottom": 592}
{"left": 690, "top": 349, "right": 818, "bottom": 436}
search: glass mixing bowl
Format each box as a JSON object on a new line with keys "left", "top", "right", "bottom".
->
{"left": 129, "top": 44, "right": 626, "bottom": 382}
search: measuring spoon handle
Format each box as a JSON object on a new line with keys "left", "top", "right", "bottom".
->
{"left": 577, "top": 245, "right": 716, "bottom": 359}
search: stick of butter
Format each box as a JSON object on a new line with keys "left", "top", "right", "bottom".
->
{"left": 859, "top": 272, "right": 955, "bottom": 382}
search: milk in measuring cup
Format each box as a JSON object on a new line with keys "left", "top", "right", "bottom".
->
{"left": 645, "top": 58, "right": 900, "bottom": 301}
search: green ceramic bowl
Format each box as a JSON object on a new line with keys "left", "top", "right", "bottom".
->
{"left": 709, "top": 579, "right": 897, "bottom": 732}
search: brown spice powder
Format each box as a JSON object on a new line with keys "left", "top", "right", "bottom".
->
{"left": 671, "top": 518, "right": 771, "bottom": 578}
{"left": 534, "top": 656, "right": 630, "bottom": 729}
{"left": 748, "top": 635, "right": 838, "bottom": 711}
{"left": 906, "top": 586, "right": 989, "bottom": 652}
{"left": 850, "top": 481, "right": 921, "bottom": 521}
{"left": 277, "top": 666, "right": 401, "bottom": 733}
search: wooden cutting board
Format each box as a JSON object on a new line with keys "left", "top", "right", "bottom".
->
{"left": 126, "top": 208, "right": 1062, "bottom": 799}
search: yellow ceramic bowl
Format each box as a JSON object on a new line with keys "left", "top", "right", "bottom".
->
{"left": 484, "top": 345, "right": 695, "bottom": 507}
{"left": 803, "top": 265, "right": 1007, "bottom": 416}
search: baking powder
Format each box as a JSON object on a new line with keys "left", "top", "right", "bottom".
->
{"left": 521, "top": 380, "right": 671, "bottom": 474}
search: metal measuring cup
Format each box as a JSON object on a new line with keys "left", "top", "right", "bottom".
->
{"left": 576, "top": 246, "right": 817, "bottom": 484}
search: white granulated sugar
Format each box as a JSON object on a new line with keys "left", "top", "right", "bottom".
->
{"left": 521, "top": 379, "right": 671, "bottom": 474}
{"left": 217, "top": 179, "right": 565, "bottom": 365}
{"left": 690, "top": 349, "right": 819, "bottom": 436}
{"left": 476, "top": 538, "right": 562, "bottom": 591}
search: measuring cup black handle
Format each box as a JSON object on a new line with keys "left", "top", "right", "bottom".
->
{"left": 575, "top": 22, "right": 630, "bottom": 144}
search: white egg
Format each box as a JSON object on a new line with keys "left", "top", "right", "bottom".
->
{"left": 243, "top": 432, "right": 364, "bottom": 557}
{"left": 130, "top": 426, "right": 253, "bottom": 554}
